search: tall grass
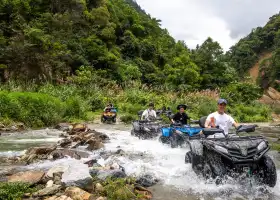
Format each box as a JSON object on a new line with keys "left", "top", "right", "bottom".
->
{"left": 0, "top": 80, "right": 272, "bottom": 126}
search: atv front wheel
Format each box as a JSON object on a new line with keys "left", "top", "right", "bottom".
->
{"left": 112, "top": 117, "right": 116, "bottom": 123}
{"left": 185, "top": 151, "right": 192, "bottom": 164}
{"left": 131, "top": 130, "right": 135, "bottom": 136}
{"left": 260, "top": 155, "right": 277, "bottom": 187}
{"left": 170, "top": 134, "right": 184, "bottom": 148}
{"left": 159, "top": 136, "right": 170, "bottom": 144}
{"left": 203, "top": 163, "right": 214, "bottom": 179}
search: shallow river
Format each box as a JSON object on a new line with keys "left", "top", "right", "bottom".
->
{"left": 1, "top": 124, "right": 280, "bottom": 200}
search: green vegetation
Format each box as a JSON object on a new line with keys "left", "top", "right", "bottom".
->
{"left": 0, "top": 0, "right": 275, "bottom": 126}
{"left": 0, "top": 0, "right": 236, "bottom": 90}
{"left": 0, "top": 182, "right": 36, "bottom": 200}
{"left": 93, "top": 176, "right": 145, "bottom": 200}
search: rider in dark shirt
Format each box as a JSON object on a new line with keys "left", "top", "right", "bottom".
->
{"left": 171, "top": 104, "right": 190, "bottom": 125}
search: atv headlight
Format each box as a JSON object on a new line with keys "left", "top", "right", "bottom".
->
{"left": 257, "top": 141, "right": 267, "bottom": 151}
{"left": 214, "top": 145, "right": 228, "bottom": 154}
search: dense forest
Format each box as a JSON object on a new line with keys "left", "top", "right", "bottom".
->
{"left": 0, "top": 0, "right": 277, "bottom": 126}
{"left": 0, "top": 0, "right": 238, "bottom": 90}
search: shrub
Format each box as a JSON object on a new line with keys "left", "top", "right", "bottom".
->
{"left": 0, "top": 182, "right": 35, "bottom": 200}
{"left": 120, "top": 114, "right": 136, "bottom": 123}
{"left": 65, "top": 96, "right": 89, "bottom": 119}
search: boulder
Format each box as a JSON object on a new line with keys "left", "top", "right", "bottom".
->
{"left": 25, "top": 146, "right": 57, "bottom": 156}
{"left": 61, "top": 161, "right": 92, "bottom": 190}
{"left": 50, "top": 149, "right": 89, "bottom": 160}
{"left": 134, "top": 185, "right": 153, "bottom": 199}
{"left": 136, "top": 174, "right": 159, "bottom": 187}
{"left": 84, "top": 159, "right": 97, "bottom": 167}
{"left": 55, "top": 123, "right": 71, "bottom": 131}
{"left": 46, "top": 180, "right": 54, "bottom": 188}
{"left": 90, "top": 169, "right": 126, "bottom": 181}
{"left": 64, "top": 187, "right": 91, "bottom": 200}
{"left": 33, "top": 185, "right": 62, "bottom": 197}
{"left": 8, "top": 170, "right": 45, "bottom": 185}
{"left": 46, "top": 166, "right": 69, "bottom": 178}
{"left": 259, "top": 95, "right": 275, "bottom": 105}
{"left": 86, "top": 139, "right": 104, "bottom": 151}
{"left": 268, "top": 87, "right": 280, "bottom": 100}
{"left": 58, "top": 138, "right": 72, "bottom": 148}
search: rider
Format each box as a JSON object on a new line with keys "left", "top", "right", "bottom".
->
{"left": 204, "top": 98, "right": 239, "bottom": 135}
{"left": 141, "top": 102, "right": 157, "bottom": 121}
{"left": 104, "top": 103, "right": 113, "bottom": 112}
{"left": 171, "top": 104, "right": 190, "bottom": 125}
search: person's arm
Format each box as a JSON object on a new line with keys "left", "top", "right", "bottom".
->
{"left": 171, "top": 113, "right": 177, "bottom": 123}
{"left": 204, "top": 115, "right": 212, "bottom": 128}
{"left": 153, "top": 110, "right": 157, "bottom": 118}
{"left": 141, "top": 110, "right": 147, "bottom": 120}
{"left": 233, "top": 121, "right": 239, "bottom": 128}
{"left": 229, "top": 116, "right": 239, "bottom": 128}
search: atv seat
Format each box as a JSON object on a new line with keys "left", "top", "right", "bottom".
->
{"left": 202, "top": 128, "right": 224, "bottom": 137}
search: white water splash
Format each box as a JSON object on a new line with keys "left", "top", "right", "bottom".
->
{"left": 94, "top": 127, "right": 280, "bottom": 200}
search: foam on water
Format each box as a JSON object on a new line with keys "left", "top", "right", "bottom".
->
{"left": 94, "top": 128, "right": 280, "bottom": 200}
{"left": 6, "top": 138, "right": 60, "bottom": 143}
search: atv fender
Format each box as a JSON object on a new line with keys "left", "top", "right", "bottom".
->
{"left": 189, "top": 140, "right": 203, "bottom": 156}
{"left": 261, "top": 155, "right": 277, "bottom": 187}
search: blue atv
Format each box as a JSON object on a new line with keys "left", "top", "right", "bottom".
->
{"left": 159, "top": 117, "right": 206, "bottom": 148}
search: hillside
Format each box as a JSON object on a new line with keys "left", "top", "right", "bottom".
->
{"left": 227, "top": 12, "right": 280, "bottom": 90}
{"left": 0, "top": 0, "right": 237, "bottom": 91}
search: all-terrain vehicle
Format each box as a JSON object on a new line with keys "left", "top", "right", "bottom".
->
{"left": 101, "top": 107, "right": 117, "bottom": 123}
{"left": 131, "top": 110, "right": 170, "bottom": 140}
{"left": 185, "top": 124, "right": 277, "bottom": 187}
{"left": 159, "top": 120, "right": 203, "bottom": 148}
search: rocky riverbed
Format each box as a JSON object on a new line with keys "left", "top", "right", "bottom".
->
{"left": 0, "top": 123, "right": 280, "bottom": 200}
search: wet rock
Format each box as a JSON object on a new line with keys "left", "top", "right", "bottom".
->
{"left": 59, "top": 132, "right": 69, "bottom": 138}
{"left": 47, "top": 166, "right": 69, "bottom": 178}
{"left": 136, "top": 174, "right": 159, "bottom": 187}
{"left": 25, "top": 146, "right": 57, "bottom": 156}
{"left": 70, "top": 141, "right": 82, "bottom": 149}
{"left": 64, "top": 187, "right": 91, "bottom": 200}
{"left": 53, "top": 172, "right": 63, "bottom": 185}
{"left": 61, "top": 162, "right": 92, "bottom": 190}
{"left": 50, "top": 149, "right": 89, "bottom": 160}
{"left": 56, "top": 123, "right": 71, "bottom": 131}
{"left": 58, "top": 138, "right": 72, "bottom": 148}
{"left": 95, "top": 169, "right": 126, "bottom": 180}
{"left": 33, "top": 185, "right": 62, "bottom": 197}
{"left": 84, "top": 159, "right": 97, "bottom": 167}
{"left": 115, "top": 149, "right": 125, "bottom": 155}
{"left": 8, "top": 170, "right": 45, "bottom": 185}
{"left": 70, "top": 123, "right": 88, "bottom": 134}
{"left": 46, "top": 180, "right": 54, "bottom": 188}
{"left": 134, "top": 185, "right": 153, "bottom": 199}
{"left": 86, "top": 139, "right": 104, "bottom": 151}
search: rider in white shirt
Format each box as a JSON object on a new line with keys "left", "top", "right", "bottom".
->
{"left": 205, "top": 99, "right": 239, "bottom": 135}
{"left": 141, "top": 103, "right": 157, "bottom": 121}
